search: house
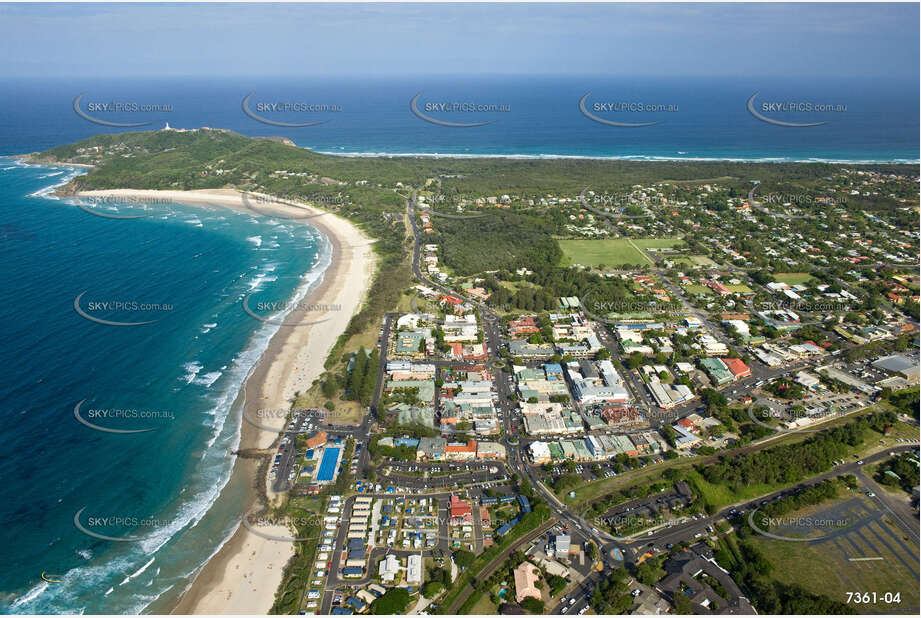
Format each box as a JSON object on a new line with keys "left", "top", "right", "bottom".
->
{"left": 345, "top": 596, "right": 366, "bottom": 612}
{"left": 513, "top": 561, "right": 542, "bottom": 603}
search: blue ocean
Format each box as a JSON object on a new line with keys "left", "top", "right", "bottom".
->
{"left": 0, "top": 75, "right": 916, "bottom": 615}
{"left": 0, "top": 76, "right": 917, "bottom": 162}
{"left": 0, "top": 158, "right": 328, "bottom": 613}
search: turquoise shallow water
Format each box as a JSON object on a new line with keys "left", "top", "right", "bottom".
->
{"left": 0, "top": 158, "right": 328, "bottom": 613}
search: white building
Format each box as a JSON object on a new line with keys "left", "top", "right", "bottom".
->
{"left": 528, "top": 441, "right": 552, "bottom": 464}
{"left": 407, "top": 554, "right": 422, "bottom": 585}
{"left": 378, "top": 554, "right": 400, "bottom": 583}
{"left": 443, "top": 314, "right": 479, "bottom": 342}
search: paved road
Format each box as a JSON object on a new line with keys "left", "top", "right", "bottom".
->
{"left": 369, "top": 312, "right": 395, "bottom": 419}
{"left": 549, "top": 571, "right": 603, "bottom": 615}
{"left": 407, "top": 192, "right": 618, "bottom": 566}
{"left": 856, "top": 468, "right": 920, "bottom": 546}
{"left": 614, "top": 444, "right": 919, "bottom": 563}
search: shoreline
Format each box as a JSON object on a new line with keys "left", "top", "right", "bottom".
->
{"left": 309, "top": 150, "right": 920, "bottom": 165}
{"left": 74, "top": 188, "right": 377, "bottom": 615}
{"left": 9, "top": 152, "right": 919, "bottom": 167}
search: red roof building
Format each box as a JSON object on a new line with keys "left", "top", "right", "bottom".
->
{"left": 509, "top": 316, "right": 540, "bottom": 339}
{"left": 449, "top": 494, "right": 472, "bottom": 524}
{"left": 305, "top": 431, "right": 328, "bottom": 449}
{"left": 721, "top": 358, "right": 752, "bottom": 380}
{"left": 446, "top": 439, "right": 478, "bottom": 461}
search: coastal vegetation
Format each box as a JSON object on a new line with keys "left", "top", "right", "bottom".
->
{"left": 874, "top": 452, "right": 920, "bottom": 494}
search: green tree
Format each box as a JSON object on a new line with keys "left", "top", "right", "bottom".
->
{"left": 453, "top": 549, "right": 476, "bottom": 569}
{"left": 369, "top": 588, "right": 411, "bottom": 614}
{"left": 520, "top": 597, "right": 545, "bottom": 614}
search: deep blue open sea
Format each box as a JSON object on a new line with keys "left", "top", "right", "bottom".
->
{"left": 0, "top": 76, "right": 918, "bottom": 162}
{"left": 0, "top": 75, "right": 916, "bottom": 614}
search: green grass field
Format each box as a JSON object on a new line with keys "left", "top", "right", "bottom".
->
{"left": 726, "top": 283, "right": 754, "bottom": 294}
{"left": 559, "top": 237, "right": 686, "bottom": 268}
{"left": 559, "top": 239, "right": 650, "bottom": 267}
{"left": 631, "top": 238, "right": 685, "bottom": 250}
{"left": 774, "top": 272, "right": 816, "bottom": 286}
{"left": 750, "top": 509, "right": 920, "bottom": 613}
{"left": 685, "top": 284, "right": 715, "bottom": 296}
{"left": 468, "top": 593, "right": 498, "bottom": 614}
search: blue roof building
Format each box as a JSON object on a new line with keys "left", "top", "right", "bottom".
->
{"left": 518, "top": 495, "right": 532, "bottom": 513}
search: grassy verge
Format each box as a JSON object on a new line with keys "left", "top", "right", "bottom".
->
{"left": 270, "top": 495, "right": 327, "bottom": 614}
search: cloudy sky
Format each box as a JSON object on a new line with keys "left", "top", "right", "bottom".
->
{"left": 1, "top": 2, "right": 917, "bottom": 79}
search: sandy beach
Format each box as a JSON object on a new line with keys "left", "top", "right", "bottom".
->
{"left": 75, "top": 188, "right": 377, "bottom": 614}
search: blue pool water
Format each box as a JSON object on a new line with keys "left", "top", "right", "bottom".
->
{"left": 316, "top": 447, "right": 341, "bottom": 482}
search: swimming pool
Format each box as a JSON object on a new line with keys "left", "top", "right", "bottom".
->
{"left": 316, "top": 446, "right": 341, "bottom": 482}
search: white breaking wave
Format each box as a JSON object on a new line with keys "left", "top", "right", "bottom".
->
{"left": 311, "top": 148, "right": 919, "bottom": 165}
{"left": 193, "top": 371, "right": 222, "bottom": 388}
{"left": 181, "top": 361, "right": 203, "bottom": 384}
